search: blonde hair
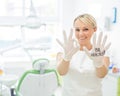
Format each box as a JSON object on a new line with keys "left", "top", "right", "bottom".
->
{"left": 74, "top": 14, "right": 97, "bottom": 28}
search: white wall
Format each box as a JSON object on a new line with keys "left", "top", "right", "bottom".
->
{"left": 62, "top": 0, "right": 120, "bottom": 28}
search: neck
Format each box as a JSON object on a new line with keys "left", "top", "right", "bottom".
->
{"left": 80, "top": 44, "right": 92, "bottom": 51}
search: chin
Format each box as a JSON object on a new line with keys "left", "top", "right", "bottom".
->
{"left": 79, "top": 41, "right": 86, "bottom": 46}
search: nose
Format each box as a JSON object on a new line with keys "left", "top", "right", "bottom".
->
{"left": 78, "top": 30, "right": 84, "bottom": 35}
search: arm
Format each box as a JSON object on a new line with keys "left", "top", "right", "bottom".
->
{"left": 56, "top": 30, "right": 79, "bottom": 75}
{"left": 56, "top": 52, "right": 70, "bottom": 75}
{"left": 57, "top": 59, "right": 70, "bottom": 75}
{"left": 83, "top": 32, "right": 111, "bottom": 78}
{"left": 95, "top": 56, "right": 110, "bottom": 78}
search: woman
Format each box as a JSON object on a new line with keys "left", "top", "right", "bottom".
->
{"left": 56, "top": 14, "right": 111, "bottom": 96}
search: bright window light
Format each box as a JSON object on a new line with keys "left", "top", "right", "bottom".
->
{"left": 0, "top": 0, "right": 61, "bottom": 62}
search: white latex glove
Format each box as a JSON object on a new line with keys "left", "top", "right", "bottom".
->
{"left": 56, "top": 29, "right": 79, "bottom": 61}
{"left": 83, "top": 32, "right": 111, "bottom": 68}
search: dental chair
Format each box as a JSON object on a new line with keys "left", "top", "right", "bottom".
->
{"left": 14, "top": 58, "right": 62, "bottom": 96}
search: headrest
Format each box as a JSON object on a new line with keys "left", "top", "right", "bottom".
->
{"left": 32, "top": 58, "right": 49, "bottom": 71}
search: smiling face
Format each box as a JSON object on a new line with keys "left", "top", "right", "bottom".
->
{"left": 73, "top": 14, "right": 97, "bottom": 50}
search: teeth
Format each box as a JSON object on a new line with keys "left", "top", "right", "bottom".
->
{"left": 80, "top": 38, "right": 86, "bottom": 40}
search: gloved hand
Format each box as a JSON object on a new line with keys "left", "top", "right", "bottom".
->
{"left": 83, "top": 32, "right": 111, "bottom": 68}
{"left": 56, "top": 29, "right": 79, "bottom": 61}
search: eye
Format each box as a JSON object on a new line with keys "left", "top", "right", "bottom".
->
{"left": 75, "top": 28, "right": 80, "bottom": 32}
{"left": 83, "top": 28, "right": 88, "bottom": 31}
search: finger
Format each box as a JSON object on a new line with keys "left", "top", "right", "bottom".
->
{"left": 73, "top": 39, "right": 80, "bottom": 48}
{"left": 93, "top": 33, "right": 97, "bottom": 48}
{"left": 102, "top": 35, "right": 107, "bottom": 47}
{"left": 56, "top": 39, "right": 64, "bottom": 48}
{"left": 97, "top": 32, "right": 103, "bottom": 47}
{"left": 68, "top": 29, "right": 73, "bottom": 41}
{"left": 63, "top": 30, "right": 67, "bottom": 44}
{"left": 104, "top": 42, "right": 111, "bottom": 51}
{"left": 83, "top": 46, "right": 91, "bottom": 57}
{"left": 72, "top": 48, "right": 79, "bottom": 55}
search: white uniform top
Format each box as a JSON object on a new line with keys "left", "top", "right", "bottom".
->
{"left": 62, "top": 50, "right": 103, "bottom": 96}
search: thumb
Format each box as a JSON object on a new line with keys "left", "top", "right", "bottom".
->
{"left": 73, "top": 39, "right": 80, "bottom": 48}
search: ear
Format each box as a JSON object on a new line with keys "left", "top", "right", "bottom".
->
{"left": 93, "top": 27, "right": 97, "bottom": 32}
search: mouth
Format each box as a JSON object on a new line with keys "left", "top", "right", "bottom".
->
{"left": 79, "top": 37, "right": 87, "bottom": 41}
{"left": 78, "top": 37, "right": 87, "bottom": 45}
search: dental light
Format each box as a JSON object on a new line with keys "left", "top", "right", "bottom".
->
{"left": 25, "top": 0, "right": 43, "bottom": 29}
